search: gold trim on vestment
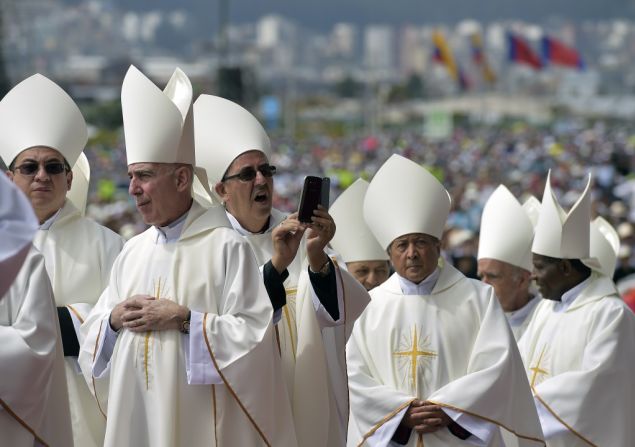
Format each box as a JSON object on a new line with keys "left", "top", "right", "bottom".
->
{"left": 91, "top": 320, "right": 107, "bottom": 419}
{"left": 333, "top": 258, "right": 352, "bottom": 431}
{"left": 426, "top": 400, "right": 546, "bottom": 445}
{"left": 66, "top": 304, "right": 84, "bottom": 324}
{"left": 359, "top": 398, "right": 416, "bottom": 446}
{"left": 202, "top": 313, "right": 271, "bottom": 446}
{"left": 532, "top": 392, "right": 597, "bottom": 446}
{"left": 0, "top": 398, "right": 49, "bottom": 446}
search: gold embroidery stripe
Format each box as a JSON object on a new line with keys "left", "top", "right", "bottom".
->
{"left": 282, "top": 306, "right": 296, "bottom": 359}
{"left": 359, "top": 399, "right": 416, "bottom": 446}
{"left": 285, "top": 287, "right": 297, "bottom": 295}
{"left": 427, "top": 400, "right": 546, "bottom": 445}
{"left": 212, "top": 384, "right": 218, "bottom": 446}
{"left": 144, "top": 331, "right": 151, "bottom": 390}
{"left": 66, "top": 304, "right": 85, "bottom": 324}
{"left": 532, "top": 392, "right": 597, "bottom": 446}
{"left": 202, "top": 313, "right": 271, "bottom": 446}
{"left": 0, "top": 398, "right": 49, "bottom": 446}
{"left": 91, "top": 320, "right": 107, "bottom": 419}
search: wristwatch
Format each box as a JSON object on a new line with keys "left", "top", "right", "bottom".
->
{"left": 309, "top": 258, "right": 331, "bottom": 276}
{"left": 180, "top": 310, "right": 191, "bottom": 334}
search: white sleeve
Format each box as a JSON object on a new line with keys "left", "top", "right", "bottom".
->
{"left": 367, "top": 406, "right": 408, "bottom": 446}
{"left": 310, "top": 265, "right": 345, "bottom": 328}
{"left": 92, "top": 316, "right": 119, "bottom": 378}
{"left": 185, "top": 310, "right": 223, "bottom": 385}
{"left": 534, "top": 396, "right": 569, "bottom": 439}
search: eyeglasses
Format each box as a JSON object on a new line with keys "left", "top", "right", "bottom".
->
{"left": 222, "top": 164, "right": 277, "bottom": 182}
{"left": 13, "top": 162, "right": 68, "bottom": 176}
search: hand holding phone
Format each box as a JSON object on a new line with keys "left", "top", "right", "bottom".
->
{"left": 298, "top": 176, "right": 330, "bottom": 223}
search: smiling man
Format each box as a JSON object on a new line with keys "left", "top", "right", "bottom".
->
{"left": 0, "top": 74, "right": 123, "bottom": 447}
{"left": 347, "top": 155, "right": 543, "bottom": 447}
{"left": 518, "top": 171, "right": 635, "bottom": 447}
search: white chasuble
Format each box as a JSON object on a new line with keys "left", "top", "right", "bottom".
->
{"left": 518, "top": 273, "right": 635, "bottom": 447}
{"left": 237, "top": 208, "right": 370, "bottom": 447}
{"left": 347, "top": 264, "right": 545, "bottom": 447}
{"left": 0, "top": 249, "right": 72, "bottom": 447}
{"left": 79, "top": 203, "right": 296, "bottom": 447}
{"left": 34, "top": 200, "right": 123, "bottom": 447}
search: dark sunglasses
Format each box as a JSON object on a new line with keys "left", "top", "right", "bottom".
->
{"left": 13, "top": 162, "right": 67, "bottom": 176}
{"left": 222, "top": 164, "right": 277, "bottom": 182}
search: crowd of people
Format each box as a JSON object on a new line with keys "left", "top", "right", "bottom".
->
{"left": 1, "top": 65, "right": 635, "bottom": 447}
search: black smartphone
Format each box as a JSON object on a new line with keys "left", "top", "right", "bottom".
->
{"left": 298, "top": 176, "right": 330, "bottom": 223}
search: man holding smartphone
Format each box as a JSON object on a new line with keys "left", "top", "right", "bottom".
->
{"left": 194, "top": 94, "right": 370, "bottom": 447}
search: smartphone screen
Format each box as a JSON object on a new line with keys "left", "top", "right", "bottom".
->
{"left": 298, "top": 176, "right": 323, "bottom": 223}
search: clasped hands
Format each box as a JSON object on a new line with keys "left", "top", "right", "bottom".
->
{"left": 402, "top": 400, "right": 452, "bottom": 434}
{"left": 109, "top": 295, "right": 189, "bottom": 333}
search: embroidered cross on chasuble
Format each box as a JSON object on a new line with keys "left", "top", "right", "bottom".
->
{"left": 138, "top": 277, "right": 169, "bottom": 390}
{"left": 393, "top": 325, "right": 438, "bottom": 396}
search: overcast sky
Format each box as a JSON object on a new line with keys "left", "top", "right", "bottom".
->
{"left": 107, "top": 0, "right": 635, "bottom": 29}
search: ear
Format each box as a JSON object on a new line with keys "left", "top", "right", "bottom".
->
{"left": 559, "top": 259, "right": 573, "bottom": 276}
{"left": 174, "top": 166, "right": 192, "bottom": 193}
{"left": 6, "top": 170, "right": 14, "bottom": 181}
{"left": 214, "top": 181, "right": 229, "bottom": 203}
{"left": 66, "top": 170, "right": 73, "bottom": 191}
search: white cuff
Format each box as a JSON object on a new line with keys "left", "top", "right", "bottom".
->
{"left": 443, "top": 408, "right": 498, "bottom": 446}
{"left": 185, "top": 311, "right": 222, "bottom": 385}
{"left": 368, "top": 406, "right": 408, "bottom": 446}
{"left": 93, "top": 317, "right": 118, "bottom": 378}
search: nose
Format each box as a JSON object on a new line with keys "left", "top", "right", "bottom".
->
{"left": 405, "top": 242, "right": 418, "bottom": 258}
{"left": 254, "top": 169, "right": 267, "bottom": 185}
{"left": 33, "top": 164, "right": 51, "bottom": 181}
{"left": 128, "top": 177, "right": 142, "bottom": 196}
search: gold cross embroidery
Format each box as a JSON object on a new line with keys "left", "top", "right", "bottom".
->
{"left": 529, "top": 345, "right": 550, "bottom": 388}
{"left": 393, "top": 325, "right": 437, "bottom": 394}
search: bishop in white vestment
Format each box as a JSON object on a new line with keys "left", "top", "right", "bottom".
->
{"left": 0, "top": 74, "right": 124, "bottom": 447}
{"left": 518, "top": 171, "right": 635, "bottom": 446}
{"left": 79, "top": 65, "right": 296, "bottom": 447}
{"left": 194, "top": 94, "right": 370, "bottom": 447}
{"left": 347, "top": 155, "right": 545, "bottom": 447}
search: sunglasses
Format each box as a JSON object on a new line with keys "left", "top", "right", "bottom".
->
{"left": 222, "top": 164, "right": 277, "bottom": 182}
{"left": 13, "top": 162, "right": 67, "bottom": 176}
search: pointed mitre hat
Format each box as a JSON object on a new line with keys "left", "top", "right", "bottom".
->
{"left": 67, "top": 152, "right": 90, "bottom": 215}
{"left": 193, "top": 95, "right": 271, "bottom": 191}
{"left": 478, "top": 185, "right": 534, "bottom": 272}
{"left": 0, "top": 74, "right": 87, "bottom": 167}
{"left": 364, "top": 154, "right": 451, "bottom": 250}
{"left": 330, "top": 179, "right": 388, "bottom": 263}
{"left": 532, "top": 170, "right": 592, "bottom": 259}
{"left": 587, "top": 216, "right": 620, "bottom": 277}
{"left": 122, "top": 65, "right": 195, "bottom": 165}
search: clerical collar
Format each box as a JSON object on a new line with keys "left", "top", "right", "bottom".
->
{"left": 397, "top": 267, "right": 441, "bottom": 296}
{"left": 154, "top": 209, "right": 190, "bottom": 244}
{"left": 225, "top": 210, "right": 272, "bottom": 236}
{"left": 505, "top": 296, "right": 539, "bottom": 328}
{"left": 39, "top": 207, "right": 63, "bottom": 230}
{"left": 555, "top": 276, "right": 593, "bottom": 313}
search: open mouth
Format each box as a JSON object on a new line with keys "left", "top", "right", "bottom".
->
{"left": 254, "top": 192, "right": 268, "bottom": 203}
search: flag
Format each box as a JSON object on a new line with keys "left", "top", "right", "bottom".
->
{"left": 541, "top": 36, "right": 585, "bottom": 70}
{"left": 432, "top": 30, "right": 470, "bottom": 90}
{"left": 470, "top": 32, "right": 496, "bottom": 84}
{"left": 508, "top": 32, "right": 542, "bottom": 70}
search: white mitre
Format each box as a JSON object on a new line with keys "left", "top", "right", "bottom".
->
{"left": 587, "top": 216, "right": 620, "bottom": 277}
{"left": 478, "top": 185, "right": 534, "bottom": 272}
{"left": 0, "top": 73, "right": 87, "bottom": 167}
{"left": 193, "top": 94, "right": 271, "bottom": 195}
{"left": 363, "top": 154, "right": 451, "bottom": 250}
{"left": 330, "top": 179, "right": 388, "bottom": 263}
{"left": 0, "top": 174, "right": 38, "bottom": 298}
{"left": 122, "top": 65, "right": 195, "bottom": 165}
{"left": 532, "top": 170, "right": 592, "bottom": 260}
{"left": 522, "top": 195, "right": 541, "bottom": 228}
{"left": 67, "top": 152, "right": 90, "bottom": 215}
